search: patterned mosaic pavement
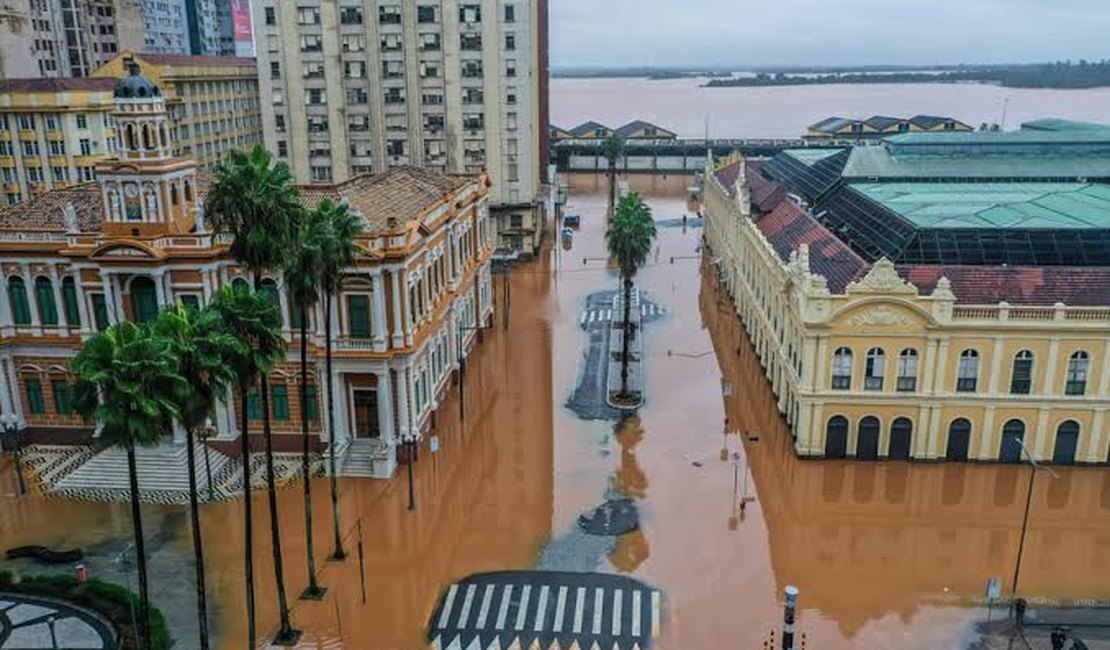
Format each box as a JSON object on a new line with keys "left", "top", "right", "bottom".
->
{"left": 0, "top": 594, "right": 114, "bottom": 649}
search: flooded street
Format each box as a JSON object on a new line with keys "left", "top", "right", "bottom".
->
{"left": 3, "top": 178, "right": 1109, "bottom": 649}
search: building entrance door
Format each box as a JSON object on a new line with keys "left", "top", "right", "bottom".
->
{"left": 352, "top": 390, "right": 380, "bottom": 439}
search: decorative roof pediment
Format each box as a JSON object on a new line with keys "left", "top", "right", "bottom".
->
{"left": 846, "top": 258, "right": 918, "bottom": 296}
{"left": 89, "top": 240, "right": 164, "bottom": 260}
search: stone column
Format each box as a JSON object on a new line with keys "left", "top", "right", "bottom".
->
{"left": 5, "top": 357, "right": 21, "bottom": 420}
{"left": 20, "top": 264, "right": 40, "bottom": 332}
{"left": 377, "top": 368, "right": 394, "bottom": 445}
{"left": 395, "top": 364, "right": 410, "bottom": 439}
{"left": 0, "top": 357, "right": 13, "bottom": 418}
{"left": 73, "top": 273, "right": 92, "bottom": 337}
{"left": 100, "top": 272, "right": 118, "bottom": 325}
{"left": 0, "top": 272, "right": 13, "bottom": 337}
{"left": 153, "top": 271, "right": 167, "bottom": 309}
{"left": 371, "top": 270, "right": 387, "bottom": 351}
{"left": 915, "top": 404, "right": 931, "bottom": 457}
{"left": 979, "top": 406, "right": 996, "bottom": 460}
{"left": 48, "top": 267, "right": 66, "bottom": 332}
{"left": 331, "top": 367, "right": 348, "bottom": 442}
{"left": 390, "top": 268, "right": 404, "bottom": 348}
{"left": 1033, "top": 407, "right": 1050, "bottom": 459}
{"left": 1043, "top": 337, "right": 1061, "bottom": 396}
{"left": 928, "top": 406, "right": 943, "bottom": 458}
{"left": 987, "top": 336, "right": 1005, "bottom": 395}
{"left": 1087, "top": 409, "right": 1105, "bottom": 463}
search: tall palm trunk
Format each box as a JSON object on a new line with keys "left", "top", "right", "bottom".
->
{"left": 620, "top": 275, "right": 632, "bottom": 396}
{"left": 299, "top": 300, "right": 323, "bottom": 598}
{"left": 239, "top": 385, "right": 256, "bottom": 648}
{"left": 126, "top": 441, "right": 152, "bottom": 650}
{"left": 184, "top": 428, "right": 210, "bottom": 650}
{"left": 325, "top": 290, "right": 345, "bottom": 560}
{"left": 608, "top": 157, "right": 617, "bottom": 215}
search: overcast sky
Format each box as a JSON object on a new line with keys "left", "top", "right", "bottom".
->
{"left": 550, "top": 0, "right": 1108, "bottom": 68}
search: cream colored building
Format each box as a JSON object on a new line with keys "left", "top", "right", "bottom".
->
{"left": 252, "top": 0, "right": 550, "bottom": 255}
{"left": 704, "top": 132, "right": 1110, "bottom": 466}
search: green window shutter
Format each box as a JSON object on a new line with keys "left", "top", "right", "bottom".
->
{"left": 305, "top": 385, "right": 318, "bottom": 420}
{"left": 271, "top": 385, "right": 289, "bottom": 420}
{"left": 51, "top": 380, "right": 71, "bottom": 415}
{"left": 130, "top": 280, "right": 158, "bottom": 324}
{"left": 26, "top": 379, "right": 44, "bottom": 414}
{"left": 91, "top": 293, "right": 109, "bottom": 331}
{"left": 260, "top": 280, "right": 283, "bottom": 326}
{"left": 290, "top": 299, "right": 304, "bottom": 330}
{"left": 62, "top": 277, "right": 80, "bottom": 325}
{"left": 247, "top": 390, "right": 261, "bottom": 419}
{"left": 347, "top": 295, "right": 370, "bottom": 337}
{"left": 180, "top": 294, "right": 200, "bottom": 312}
{"left": 8, "top": 278, "right": 30, "bottom": 325}
{"left": 35, "top": 278, "right": 58, "bottom": 325}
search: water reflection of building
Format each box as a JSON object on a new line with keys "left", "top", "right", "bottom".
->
{"left": 703, "top": 123, "right": 1110, "bottom": 465}
{"left": 701, "top": 274, "right": 1110, "bottom": 638}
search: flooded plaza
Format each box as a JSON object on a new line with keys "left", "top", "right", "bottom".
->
{"left": 1, "top": 177, "right": 1108, "bottom": 649}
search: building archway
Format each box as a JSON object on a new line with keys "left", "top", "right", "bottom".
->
{"left": 857, "top": 416, "right": 880, "bottom": 460}
{"left": 999, "top": 419, "right": 1026, "bottom": 463}
{"left": 946, "top": 418, "right": 971, "bottom": 462}
{"left": 1052, "top": 420, "right": 1080, "bottom": 465}
{"left": 129, "top": 276, "right": 158, "bottom": 323}
{"left": 825, "top": 416, "right": 848, "bottom": 459}
{"left": 888, "top": 417, "right": 913, "bottom": 461}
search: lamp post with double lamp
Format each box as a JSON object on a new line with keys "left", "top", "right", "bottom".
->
{"left": 403, "top": 433, "right": 417, "bottom": 511}
{"left": 1009, "top": 436, "right": 1058, "bottom": 620}
{"left": 2, "top": 413, "right": 26, "bottom": 495}
{"left": 456, "top": 321, "right": 489, "bottom": 424}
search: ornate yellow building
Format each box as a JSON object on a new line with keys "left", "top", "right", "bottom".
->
{"left": 0, "top": 62, "right": 495, "bottom": 479}
{"left": 704, "top": 129, "right": 1110, "bottom": 465}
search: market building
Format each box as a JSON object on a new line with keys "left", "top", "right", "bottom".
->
{"left": 703, "top": 122, "right": 1110, "bottom": 465}
{"left": 0, "top": 63, "right": 495, "bottom": 480}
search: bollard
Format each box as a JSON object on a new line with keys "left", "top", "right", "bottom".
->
{"left": 783, "top": 585, "right": 799, "bottom": 650}
{"left": 76, "top": 564, "right": 87, "bottom": 583}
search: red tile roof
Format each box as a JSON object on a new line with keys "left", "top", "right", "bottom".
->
{"left": 899, "top": 265, "right": 1110, "bottom": 306}
{"left": 0, "top": 78, "right": 116, "bottom": 93}
{"left": 714, "top": 159, "right": 743, "bottom": 195}
{"left": 747, "top": 162, "right": 786, "bottom": 213}
{"left": 0, "top": 184, "right": 104, "bottom": 232}
{"left": 755, "top": 200, "right": 867, "bottom": 293}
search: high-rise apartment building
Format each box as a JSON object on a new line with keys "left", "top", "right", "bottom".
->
{"left": 0, "top": 0, "right": 145, "bottom": 78}
{"left": 140, "top": 0, "right": 189, "bottom": 53}
{"left": 185, "top": 0, "right": 234, "bottom": 55}
{"left": 253, "top": 0, "right": 551, "bottom": 255}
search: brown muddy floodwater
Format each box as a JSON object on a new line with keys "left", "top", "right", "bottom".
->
{"left": 2, "top": 175, "right": 1109, "bottom": 650}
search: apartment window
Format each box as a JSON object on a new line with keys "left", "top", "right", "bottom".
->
{"left": 463, "top": 88, "right": 483, "bottom": 104}
{"left": 5, "top": 193, "right": 17, "bottom": 205}
{"left": 0, "top": 142, "right": 10, "bottom": 156}
{"left": 896, "top": 349, "right": 918, "bottom": 392}
{"left": 420, "top": 62, "right": 439, "bottom": 78}
{"left": 311, "top": 166, "right": 332, "bottom": 182}
{"left": 51, "top": 166, "right": 67, "bottom": 182}
{"left": 274, "top": 114, "right": 286, "bottom": 133}
{"left": 348, "top": 115, "right": 371, "bottom": 132}
{"left": 18, "top": 115, "right": 34, "bottom": 130}
{"left": 48, "top": 140, "right": 65, "bottom": 155}
{"left": 863, "top": 348, "right": 885, "bottom": 391}
{"left": 462, "top": 60, "right": 483, "bottom": 78}
{"left": 340, "top": 6, "right": 363, "bottom": 24}
{"left": 297, "top": 6, "right": 319, "bottom": 25}
{"left": 505, "top": 34, "right": 516, "bottom": 50}
{"left": 384, "top": 88, "right": 404, "bottom": 104}
{"left": 0, "top": 116, "right": 7, "bottom": 129}
{"left": 269, "top": 61, "right": 280, "bottom": 79}
{"left": 345, "top": 60, "right": 366, "bottom": 78}
{"left": 506, "top": 59, "right": 517, "bottom": 77}
{"left": 307, "top": 116, "right": 328, "bottom": 133}
{"left": 831, "top": 347, "right": 852, "bottom": 390}
{"left": 463, "top": 113, "right": 484, "bottom": 130}
{"left": 305, "top": 88, "right": 325, "bottom": 105}
{"left": 26, "top": 167, "right": 42, "bottom": 182}
{"left": 77, "top": 114, "right": 89, "bottom": 129}
{"left": 309, "top": 144, "right": 331, "bottom": 158}
{"left": 956, "top": 349, "right": 979, "bottom": 392}
{"left": 51, "top": 380, "right": 71, "bottom": 415}
{"left": 349, "top": 140, "right": 373, "bottom": 157}
{"left": 378, "top": 5, "right": 401, "bottom": 24}
{"left": 417, "top": 5, "right": 437, "bottom": 23}
{"left": 1065, "top": 351, "right": 1089, "bottom": 395}
{"left": 25, "top": 379, "right": 45, "bottom": 414}
{"left": 304, "top": 61, "right": 324, "bottom": 78}
{"left": 420, "top": 33, "right": 440, "bottom": 51}
{"left": 304, "top": 385, "right": 318, "bottom": 420}
{"left": 346, "top": 88, "right": 368, "bottom": 104}
{"left": 22, "top": 141, "right": 39, "bottom": 156}
{"left": 504, "top": 4, "right": 515, "bottom": 22}
{"left": 34, "top": 278, "right": 58, "bottom": 324}
{"left": 1, "top": 167, "right": 13, "bottom": 181}
{"left": 301, "top": 34, "right": 322, "bottom": 52}
{"left": 246, "top": 389, "right": 261, "bottom": 420}
{"left": 264, "top": 6, "right": 275, "bottom": 25}
{"left": 78, "top": 166, "right": 94, "bottom": 181}
{"left": 277, "top": 140, "right": 288, "bottom": 157}
{"left": 459, "top": 4, "right": 481, "bottom": 23}
{"left": 384, "top": 115, "right": 407, "bottom": 132}
{"left": 1009, "top": 350, "right": 1034, "bottom": 395}
{"left": 79, "top": 139, "right": 91, "bottom": 155}
{"left": 421, "top": 92, "right": 444, "bottom": 105}
{"left": 382, "top": 60, "right": 404, "bottom": 79}
{"left": 342, "top": 34, "right": 365, "bottom": 52}
{"left": 347, "top": 294, "right": 370, "bottom": 337}
{"left": 424, "top": 139, "right": 445, "bottom": 157}
{"left": 381, "top": 34, "right": 402, "bottom": 51}
{"left": 424, "top": 114, "right": 444, "bottom": 132}
{"left": 460, "top": 34, "right": 482, "bottom": 51}
{"left": 271, "top": 385, "right": 290, "bottom": 420}
{"left": 387, "top": 140, "right": 405, "bottom": 156}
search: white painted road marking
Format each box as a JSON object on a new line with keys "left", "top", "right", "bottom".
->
{"left": 553, "top": 586, "right": 568, "bottom": 632}
{"left": 592, "top": 587, "right": 604, "bottom": 635}
{"left": 631, "top": 590, "right": 642, "bottom": 637}
{"left": 651, "top": 590, "right": 661, "bottom": 637}
{"left": 437, "top": 584, "right": 459, "bottom": 628}
{"left": 612, "top": 589, "right": 623, "bottom": 636}
{"left": 573, "top": 587, "right": 586, "bottom": 634}
{"left": 475, "top": 584, "right": 494, "bottom": 628}
{"left": 533, "top": 585, "right": 549, "bottom": 632}
{"left": 494, "top": 585, "right": 512, "bottom": 630}
{"left": 457, "top": 584, "right": 477, "bottom": 628}
{"left": 514, "top": 584, "right": 531, "bottom": 631}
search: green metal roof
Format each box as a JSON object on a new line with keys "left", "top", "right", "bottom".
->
{"left": 842, "top": 146, "right": 1110, "bottom": 179}
{"left": 1020, "top": 118, "right": 1110, "bottom": 133}
{"left": 850, "top": 182, "right": 1110, "bottom": 229}
{"left": 884, "top": 130, "right": 1110, "bottom": 145}
{"left": 781, "top": 148, "right": 845, "bottom": 166}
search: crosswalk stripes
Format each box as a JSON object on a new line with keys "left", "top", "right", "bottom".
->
{"left": 429, "top": 571, "right": 661, "bottom": 650}
{"left": 579, "top": 303, "right": 665, "bottom": 328}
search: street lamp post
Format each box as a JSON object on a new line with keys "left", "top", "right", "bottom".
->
{"left": 1010, "top": 436, "right": 1057, "bottom": 601}
{"left": 456, "top": 323, "right": 488, "bottom": 424}
{"left": 2, "top": 413, "right": 26, "bottom": 495}
{"left": 404, "top": 434, "right": 416, "bottom": 511}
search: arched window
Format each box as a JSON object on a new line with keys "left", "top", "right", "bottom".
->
{"left": 7, "top": 277, "right": 30, "bottom": 325}
{"left": 1052, "top": 420, "right": 1080, "bottom": 465}
{"left": 957, "top": 349, "right": 979, "bottom": 392}
{"left": 889, "top": 417, "right": 913, "bottom": 460}
{"left": 864, "top": 347, "right": 885, "bottom": 391}
{"left": 1010, "top": 350, "right": 1034, "bottom": 395}
{"left": 857, "top": 416, "right": 880, "bottom": 460}
{"left": 129, "top": 276, "right": 158, "bottom": 323}
{"left": 897, "top": 348, "right": 918, "bottom": 392}
{"left": 999, "top": 419, "right": 1026, "bottom": 463}
{"left": 259, "top": 278, "right": 282, "bottom": 325}
{"left": 62, "top": 276, "right": 80, "bottom": 326}
{"left": 170, "top": 184, "right": 179, "bottom": 206}
{"left": 946, "top": 418, "right": 972, "bottom": 462}
{"left": 831, "top": 347, "right": 852, "bottom": 390}
{"left": 159, "top": 123, "right": 168, "bottom": 148}
{"left": 825, "top": 416, "right": 848, "bottom": 459}
{"left": 34, "top": 277, "right": 57, "bottom": 325}
{"left": 231, "top": 277, "right": 249, "bottom": 293}
{"left": 125, "top": 123, "right": 136, "bottom": 150}
{"left": 142, "top": 124, "right": 153, "bottom": 149}
{"left": 1066, "top": 351, "right": 1090, "bottom": 396}
{"left": 183, "top": 180, "right": 193, "bottom": 203}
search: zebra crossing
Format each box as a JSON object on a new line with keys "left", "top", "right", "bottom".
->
{"left": 579, "top": 303, "right": 664, "bottom": 327}
{"left": 429, "top": 571, "right": 661, "bottom": 650}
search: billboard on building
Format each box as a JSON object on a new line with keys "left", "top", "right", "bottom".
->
{"left": 232, "top": 0, "right": 254, "bottom": 57}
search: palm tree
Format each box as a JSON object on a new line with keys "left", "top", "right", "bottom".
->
{"left": 603, "top": 133, "right": 625, "bottom": 214}
{"left": 71, "top": 322, "right": 187, "bottom": 650}
{"left": 605, "top": 192, "right": 657, "bottom": 399}
{"left": 154, "top": 303, "right": 245, "bottom": 650}
{"left": 207, "top": 145, "right": 302, "bottom": 645}
{"left": 284, "top": 206, "right": 328, "bottom": 599}
{"left": 208, "top": 285, "right": 285, "bottom": 647}
{"left": 316, "top": 199, "right": 364, "bottom": 560}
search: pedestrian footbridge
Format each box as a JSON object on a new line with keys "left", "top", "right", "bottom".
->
{"left": 429, "top": 571, "right": 661, "bottom": 650}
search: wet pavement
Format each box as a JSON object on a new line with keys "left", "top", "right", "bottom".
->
{"left": 0, "top": 176, "right": 1108, "bottom": 649}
